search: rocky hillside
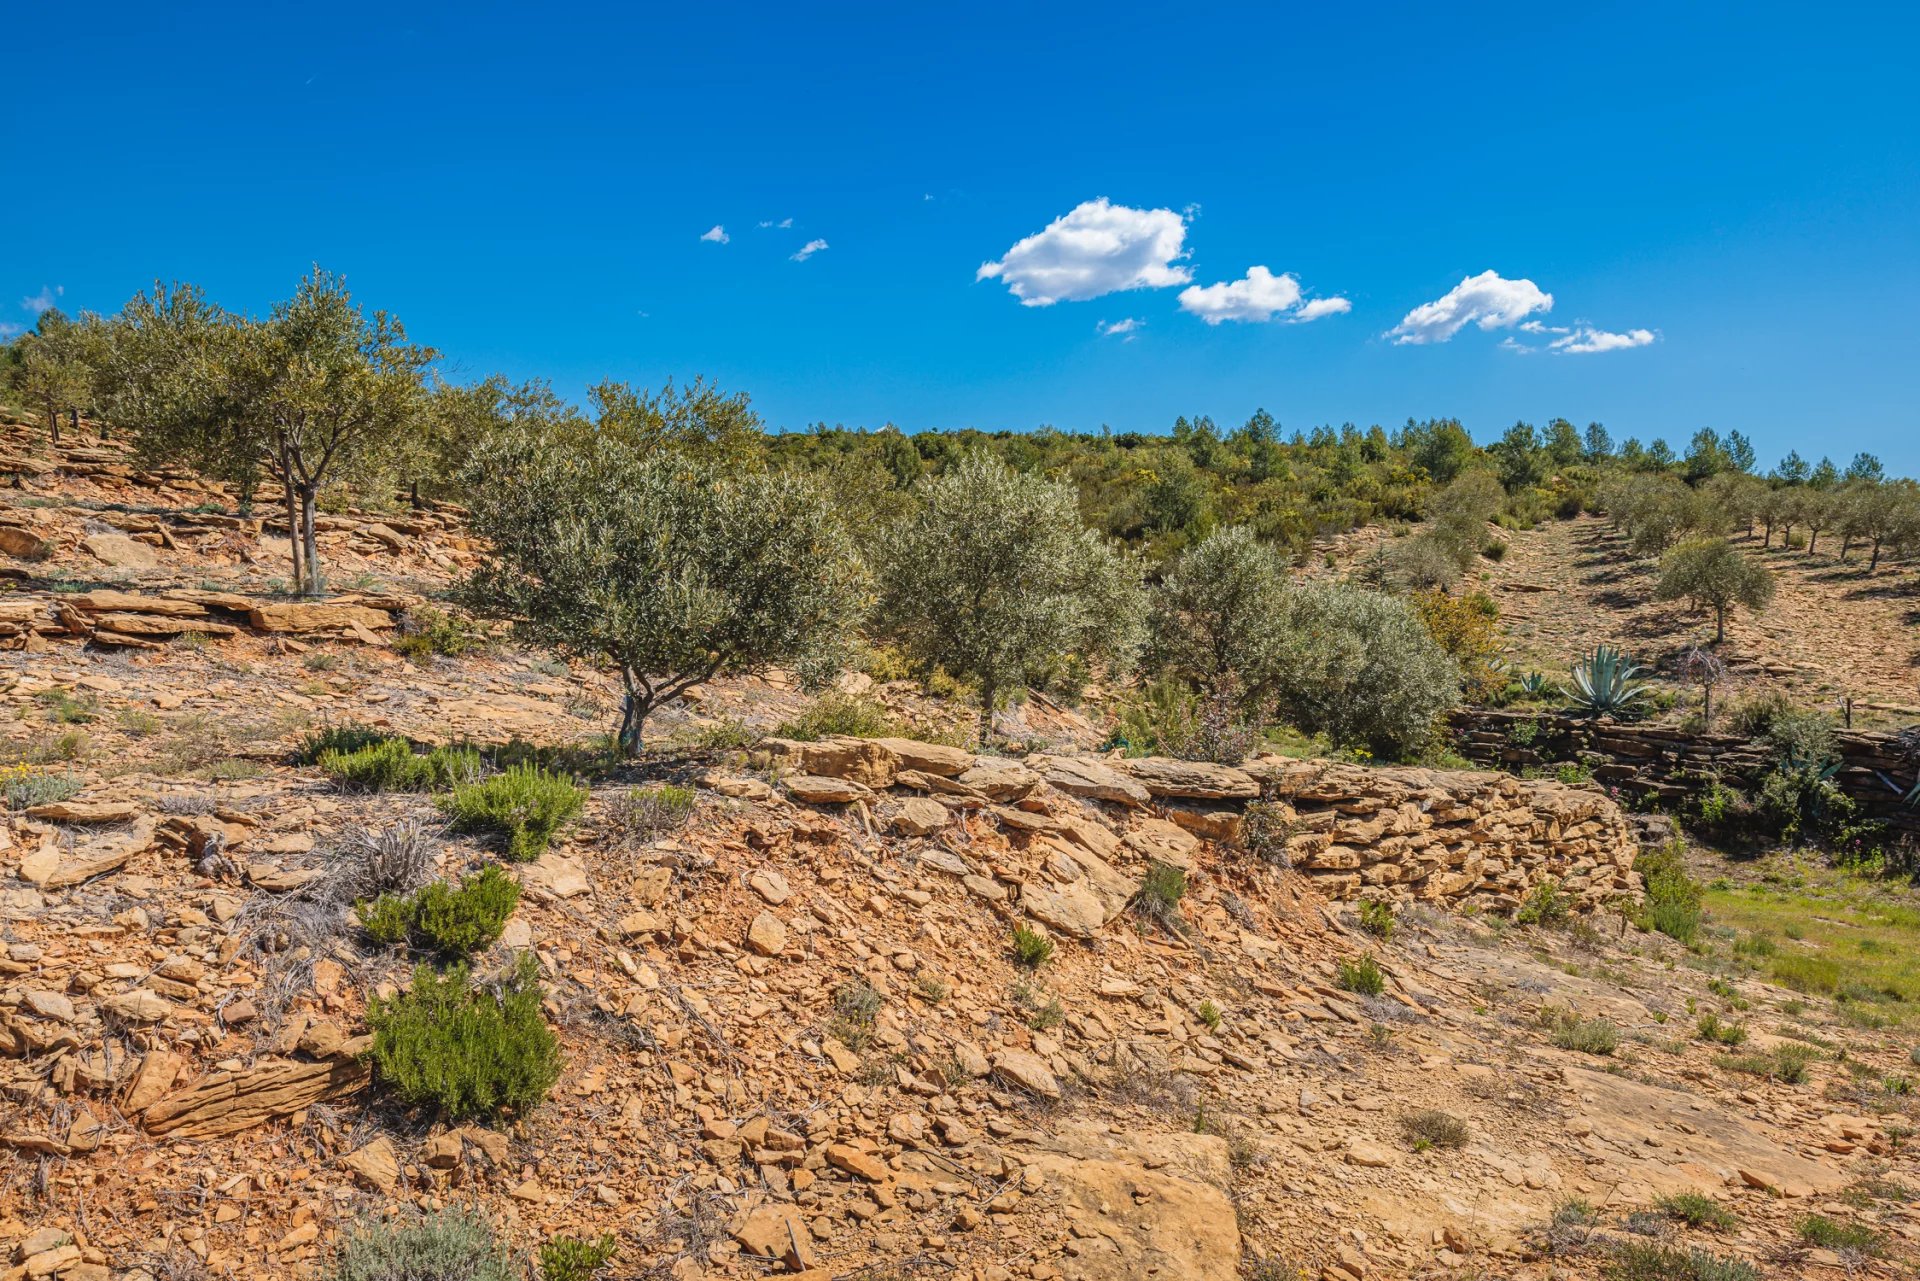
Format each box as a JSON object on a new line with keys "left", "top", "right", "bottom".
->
{"left": 1, "top": 421, "right": 1916, "bottom": 1280}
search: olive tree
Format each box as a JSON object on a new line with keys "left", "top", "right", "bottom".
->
{"left": 102, "top": 271, "right": 433, "bottom": 595}
{"left": 1268, "top": 585, "right": 1460, "bottom": 759}
{"left": 8, "top": 308, "right": 94, "bottom": 444}
{"left": 875, "top": 453, "right": 1143, "bottom": 748}
{"left": 1148, "top": 525, "right": 1288, "bottom": 709}
{"left": 1655, "top": 538, "right": 1775, "bottom": 642}
{"left": 460, "top": 426, "right": 864, "bottom": 755}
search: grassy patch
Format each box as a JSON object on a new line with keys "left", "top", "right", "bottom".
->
{"left": 321, "top": 738, "right": 483, "bottom": 793}
{"left": 1601, "top": 1241, "right": 1759, "bottom": 1281}
{"left": 1704, "top": 862, "right": 1920, "bottom": 1009}
{"left": 1716, "top": 1042, "right": 1817, "bottom": 1084}
{"left": 1796, "top": 1213, "right": 1883, "bottom": 1255}
{"left": 1544, "top": 1008, "right": 1619, "bottom": 1055}
{"left": 1337, "top": 954, "right": 1385, "bottom": 997}
{"left": 1011, "top": 923, "right": 1055, "bottom": 969}
{"left": 1400, "top": 1108, "right": 1468, "bottom": 1151}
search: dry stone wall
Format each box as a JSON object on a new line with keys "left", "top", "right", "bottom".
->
{"left": 764, "top": 737, "right": 1641, "bottom": 912}
{"left": 1451, "top": 710, "right": 1920, "bottom": 836}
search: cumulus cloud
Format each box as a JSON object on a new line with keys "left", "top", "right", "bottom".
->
{"left": 1550, "top": 326, "right": 1656, "bottom": 355}
{"left": 21, "top": 285, "right": 63, "bottom": 314}
{"left": 699, "top": 225, "right": 729, "bottom": 244}
{"left": 977, "top": 198, "right": 1192, "bottom": 306}
{"left": 1176, "top": 266, "right": 1348, "bottom": 325}
{"left": 757, "top": 217, "right": 794, "bottom": 229}
{"left": 790, "top": 238, "right": 829, "bottom": 262}
{"left": 1096, "top": 317, "right": 1143, "bottom": 340}
{"left": 1389, "top": 270, "right": 1552, "bottom": 344}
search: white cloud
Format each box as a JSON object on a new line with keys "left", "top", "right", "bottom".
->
{"left": 757, "top": 217, "right": 794, "bottom": 229}
{"left": 1389, "top": 270, "right": 1553, "bottom": 344}
{"left": 699, "top": 225, "right": 729, "bottom": 244}
{"left": 1176, "top": 266, "right": 1348, "bottom": 325}
{"left": 1096, "top": 317, "right": 1143, "bottom": 340}
{"left": 1550, "top": 326, "right": 1656, "bottom": 355}
{"left": 791, "top": 238, "right": 828, "bottom": 262}
{"left": 1294, "top": 296, "right": 1353, "bottom": 322}
{"left": 0, "top": 322, "right": 21, "bottom": 340}
{"left": 21, "top": 285, "right": 63, "bottom": 314}
{"left": 977, "top": 197, "right": 1192, "bottom": 306}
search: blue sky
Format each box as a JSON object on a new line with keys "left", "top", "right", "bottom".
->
{"left": 8, "top": 2, "right": 1918, "bottom": 470}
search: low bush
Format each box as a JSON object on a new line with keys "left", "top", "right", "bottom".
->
{"left": 1400, "top": 1108, "right": 1468, "bottom": 1151}
{"left": 324, "top": 1207, "right": 523, "bottom": 1281}
{"left": 776, "top": 693, "right": 895, "bottom": 741}
{"left": 35, "top": 688, "right": 97, "bottom": 724}
{"left": 392, "top": 605, "right": 490, "bottom": 662}
{"left": 1236, "top": 799, "right": 1295, "bottom": 866}
{"left": 1011, "top": 923, "right": 1054, "bottom": 969}
{"left": 337, "top": 819, "right": 438, "bottom": 898}
{"left": 1, "top": 765, "right": 80, "bottom": 811}
{"left": 1358, "top": 899, "right": 1396, "bottom": 940}
{"left": 826, "top": 980, "right": 882, "bottom": 1049}
{"left": 1131, "top": 861, "right": 1188, "bottom": 932}
{"left": 440, "top": 763, "right": 586, "bottom": 861}
{"left": 1633, "top": 840, "right": 1703, "bottom": 944}
{"left": 1718, "top": 1042, "right": 1816, "bottom": 1084}
{"left": 1695, "top": 1013, "right": 1748, "bottom": 1046}
{"left": 321, "top": 738, "right": 483, "bottom": 793}
{"left": 297, "top": 722, "right": 388, "bottom": 765}
{"left": 1546, "top": 1009, "right": 1619, "bottom": 1055}
{"left": 539, "top": 1234, "right": 617, "bottom": 1281}
{"left": 1655, "top": 1192, "right": 1738, "bottom": 1231}
{"left": 1515, "top": 878, "right": 1571, "bottom": 927}
{"left": 366, "top": 955, "right": 561, "bottom": 1122}
{"left": 1269, "top": 585, "right": 1462, "bottom": 759}
{"left": 606, "top": 783, "right": 697, "bottom": 845}
{"left": 1196, "top": 999, "right": 1222, "bottom": 1030}
{"left": 1337, "top": 954, "right": 1385, "bottom": 996}
{"left": 369, "top": 866, "right": 522, "bottom": 955}
{"left": 1601, "top": 1241, "right": 1759, "bottom": 1281}
{"left": 1796, "top": 1214, "right": 1883, "bottom": 1255}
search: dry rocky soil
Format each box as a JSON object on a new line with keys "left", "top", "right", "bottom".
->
{"left": 0, "top": 420, "right": 1916, "bottom": 1280}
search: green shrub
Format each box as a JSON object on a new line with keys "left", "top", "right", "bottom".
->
{"left": 776, "top": 693, "right": 895, "bottom": 741}
{"left": 359, "top": 893, "right": 417, "bottom": 945}
{"left": 392, "top": 605, "right": 489, "bottom": 662}
{"left": 826, "top": 980, "right": 882, "bottom": 1049}
{"left": 1268, "top": 585, "right": 1461, "bottom": 759}
{"left": 1718, "top": 1042, "right": 1817, "bottom": 1084}
{"left": 1546, "top": 1010, "right": 1619, "bottom": 1055}
{"left": 1011, "top": 923, "right": 1054, "bottom": 969}
{"left": 35, "top": 688, "right": 97, "bottom": 724}
{"left": 297, "top": 722, "right": 388, "bottom": 764}
{"left": 1656, "top": 1192, "right": 1738, "bottom": 1231}
{"left": 539, "top": 1234, "right": 617, "bottom": 1281}
{"left": 1337, "top": 954, "right": 1385, "bottom": 996}
{"left": 325, "top": 1207, "right": 523, "bottom": 1281}
{"left": 321, "top": 738, "right": 482, "bottom": 792}
{"left": 440, "top": 763, "right": 586, "bottom": 861}
{"left": 1358, "top": 899, "right": 1395, "bottom": 940}
{"left": 1196, "top": 999, "right": 1222, "bottom": 1030}
{"left": 1695, "top": 1013, "right": 1748, "bottom": 1046}
{"left": 1131, "top": 861, "right": 1188, "bottom": 932}
{"left": 1400, "top": 1108, "right": 1467, "bottom": 1151}
{"left": 1601, "top": 1241, "right": 1760, "bottom": 1281}
{"left": 366, "top": 955, "right": 561, "bottom": 1122}
{"left": 1516, "top": 878, "right": 1571, "bottom": 927}
{"left": 1796, "top": 1214, "right": 1882, "bottom": 1255}
{"left": 1633, "top": 840, "right": 1703, "bottom": 944}
{"left": 411, "top": 866, "right": 522, "bottom": 954}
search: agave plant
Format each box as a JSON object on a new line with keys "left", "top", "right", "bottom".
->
{"left": 1517, "top": 671, "right": 1550, "bottom": 698}
{"left": 1565, "top": 645, "right": 1652, "bottom": 717}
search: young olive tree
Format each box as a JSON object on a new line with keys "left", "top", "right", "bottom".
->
{"left": 1655, "top": 538, "right": 1775, "bottom": 643}
{"left": 876, "top": 453, "right": 1144, "bottom": 748}
{"left": 102, "top": 271, "right": 433, "bottom": 595}
{"left": 1268, "top": 585, "right": 1461, "bottom": 759}
{"left": 8, "top": 308, "right": 94, "bottom": 444}
{"left": 460, "top": 426, "right": 865, "bottom": 755}
{"left": 1148, "top": 525, "right": 1288, "bottom": 710}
